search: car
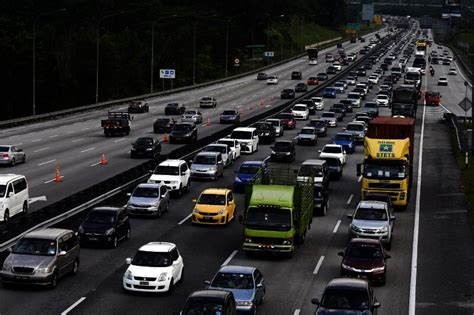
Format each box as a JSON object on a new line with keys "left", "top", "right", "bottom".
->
{"left": 363, "top": 63, "right": 373, "bottom": 70}
{"left": 296, "top": 127, "right": 318, "bottom": 145}
{"left": 377, "top": 89, "right": 392, "bottom": 101}
{"left": 356, "top": 68, "right": 367, "bottom": 76}
{"left": 314, "top": 183, "right": 330, "bottom": 216}
{"left": 291, "top": 104, "right": 310, "bottom": 120}
{"left": 363, "top": 102, "right": 379, "bottom": 117}
{"left": 205, "top": 265, "right": 265, "bottom": 313}
{"left": 281, "top": 88, "right": 296, "bottom": 99}
{"left": 203, "top": 144, "right": 233, "bottom": 167}
{"left": 181, "top": 109, "right": 203, "bottom": 124}
{"left": 234, "top": 160, "right": 269, "bottom": 192}
{"left": 306, "top": 119, "right": 327, "bottom": 137}
{"left": 78, "top": 207, "right": 131, "bottom": 247}
{"left": 164, "top": 103, "right": 185, "bottom": 115}
{"left": 192, "top": 188, "right": 236, "bottom": 225}
{"left": 229, "top": 127, "right": 259, "bottom": 154}
{"left": 311, "top": 278, "right": 380, "bottom": 314}
{"left": 356, "top": 82, "right": 370, "bottom": 94}
{"left": 256, "top": 72, "right": 268, "bottom": 80}
{"left": 130, "top": 137, "right": 161, "bottom": 159}
{"left": 330, "top": 103, "right": 346, "bottom": 116}
{"left": 300, "top": 99, "right": 317, "bottom": 114}
{"left": 364, "top": 192, "right": 394, "bottom": 216}
{"left": 217, "top": 138, "right": 241, "bottom": 160}
{"left": 276, "top": 112, "right": 296, "bottom": 130}
{"left": 0, "top": 145, "right": 26, "bottom": 166}
{"left": 320, "top": 111, "right": 337, "bottom": 127}
{"left": 346, "top": 75, "right": 357, "bottom": 85}
{"left": 0, "top": 174, "right": 29, "bottom": 222}
{"left": 309, "top": 58, "right": 318, "bottom": 65}
{"left": 347, "top": 92, "right": 361, "bottom": 107}
{"left": 353, "top": 88, "right": 367, "bottom": 100}
{"left": 200, "top": 96, "right": 217, "bottom": 108}
{"left": 153, "top": 118, "right": 176, "bottom": 134}
{"left": 368, "top": 75, "right": 379, "bottom": 85}
{"left": 307, "top": 76, "right": 320, "bottom": 85}
{"left": 295, "top": 82, "right": 308, "bottom": 92}
{"left": 182, "top": 290, "right": 237, "bottom": 314}
{"left": 339, "top": 99, "right": 354, "bottom": 113}
{"left": 348, "top": 200, "right": 395, "bottom": 248}
{"left": 376, "top": 94, "right": 390, "bottom": 107}
{"left": 354, "top": 115, "right": 371, "bottom": 127}
{"left": 325, "top": 53, "right": 334, "bottom": 62}
{"left": 0, "top": 228, "right": 80, "bottom": 288}
{"left": 169, "top": 122, "right": 197, "bottom": 144}
{"left": 448, "top": 67, "right": 457, "bottom": 75}
{"left": 126, "top": 183, "right": 170, "bottom": 217}
{"left": 220, "top": 109, "right": 240, "bottom": 124}
{"left": 128, "top": 101, "right": 149, "bottom": 113}
{"left": 297, "top": 158, "right": 330, "bottom": 189}
{"left": 319, "top": 144, "right": 346, "bottom": 165}
{"left": 323, "top": 87, "right": 337, "bottom": 98}
{"left": 291, "top": 71, "right": 302, "bottom": 80}
{"left": 271, "top": 140, "right": 296, "bottom": 162}
{"left": 148, "top": 159, "right": 191, "bottom": 196}
{"left": 123, "top": 242, "right": 184, "bottom": 293}
{"left": 333, "top": 82, "right": 345, "bottom": 94}
{"left": 265, "top": 118, "right": 284, "bottom": 137}
{"left": 311, "top": 97, "right": 324, "bottom": 110}
{"left": 317, "top": 72, "right": 329, "bottom": 81}
{"left": 332, "top": 132, "right": 355, "bottom": 154}
{"left": 344, "top": 122, "right": 366, "bottom": 144}
{"left": 438, "top": 77, "right": 448, "bottom": 86}
{"left": 253, "top": 122, "right": 276, "bottom": 144}
{"left": 190, "top": 152, "right": 224, "bottom": 180}
{"left": 326, "top": 66, "right": 337, "bottom": 74}
{"left": 442, "top": 58, "right": 451, "bottom": 65}
{"left": 329, "top": 107, "right": 344, "bottom": 122}
{"left": 319, "top": 156, "right": 343, "bottom": 179}
{"left": 332, "top": 62, "right": 342, "bottom": 71}
{"left": 266, "top": 75, "right": 279, "bottom": 84}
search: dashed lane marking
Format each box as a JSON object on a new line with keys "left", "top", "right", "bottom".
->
{"left": 80, "top": 147, "right": 95, "bottom": 153}
{"left": 333, "top": 220, "right": 341, "bottom": 233}
{"left": 221, "top": 250, "right": 238, "bottom": 267}
{"left": 38, "top": 159, "right": 56, "bottom": 166}
{"left": 34, "top": 147, "right": 49, "bottom": 153}
{"left": 61, "top": 297, "right": 87, "bottom": 315}
{"left": 313, "top": 256, "right": 325, "bottom": 275}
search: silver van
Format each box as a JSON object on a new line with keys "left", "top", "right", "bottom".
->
{"left": 1, "top": 228, "right": 80, "bottom": 288}
{"left": 0, "top": 174, "right": 29, "bottom": 222}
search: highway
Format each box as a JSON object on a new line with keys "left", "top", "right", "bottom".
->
{"left": 0, "top": 26, "right": 473, "bottom": 315}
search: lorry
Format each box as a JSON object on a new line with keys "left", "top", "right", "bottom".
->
{"left": 101, "top": 111, "right": 131, "bottom": 136}
{"left": 306, "top": 47, "right": 319, "bottom": 59}
{"left": 240, "top": 166, "right": 313, "bottom": 257}
{"left": 357, "top": 116, "right": 415, "bottom": 209}
{"left": 391, "top": 86, "right": 419, "bottom": 118}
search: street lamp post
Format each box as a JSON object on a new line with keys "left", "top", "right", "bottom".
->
{"left": 150, "top": 20, "right": 157, "bottom": 93}
{"left": 193, "top": 21, "right": 197, "bottom": 85}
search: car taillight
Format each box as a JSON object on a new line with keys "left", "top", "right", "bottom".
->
{"left": 2, "top": 154, "right": 9, "bottom": 159}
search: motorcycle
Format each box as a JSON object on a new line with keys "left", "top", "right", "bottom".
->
{"left": 430, "top": 68, "right": 435, "bottom": 76}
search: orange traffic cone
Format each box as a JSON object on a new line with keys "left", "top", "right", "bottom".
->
{"left": 206, "top": 118, "right": 212, "bottom": 127}
{"left": 55, "top": 164, "right": 62, "bottom": 182}
{"left": 163, "top": 134, "right": 169, "bottom": 143}
{"left": 100, "top": 153, "right": 107, "bottom": 165}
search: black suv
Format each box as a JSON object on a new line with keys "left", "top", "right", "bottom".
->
{"left": 169, "top": 122, "right": 197, "bottom": 144}
{"left": 165, "top": 103, "right": 186, "bottom": 115}
{"left": 306, "top": 119, "right": 327, "bottom": 137}
{"left": 291, "top": 71, "right": 302, "bottom": 80}
{"left": 270, "top": 140, "right": 296, "bottom": 162}
{"left": 281, "top": 88, "right": 296, "bottom": 99}
{"left": 128, "top": 101, "right": 149, "bottom": 113}
{"left": 153, "top": 118, "right": 176, "bottom": 133}
{"left": 317, "top": 72, "right": 329, "bottom": 81}
{"left": 253, "top": 122, "right": 276, "bottom": 144}
{"left": 295, "top": 82, "right": 308, "bottom": 92}
{"left": 130, "top": 137, "right": 161, "bottom": 159}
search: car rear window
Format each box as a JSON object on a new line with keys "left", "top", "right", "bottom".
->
{"left": 0, "top": 147, "right": 9, "bottom": 152}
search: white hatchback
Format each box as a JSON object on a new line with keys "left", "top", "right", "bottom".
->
{"left": 291, "top": 104, "right": 309, "bottom": 120}
{"left": 311, "top": 97, "right": 325, "bottom": 110}
{"left": 318, "top": 144, "right": 346, "bottom": 165}
{"left": 266, "top": 76, "right": 279, "bottom": 85}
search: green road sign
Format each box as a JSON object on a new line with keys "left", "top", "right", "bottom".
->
{"left": 347, "top": 23, "right": 361, "bottom": 30}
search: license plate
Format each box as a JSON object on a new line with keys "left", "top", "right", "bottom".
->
{"left": 204, "top": 216, "right": 213, "bottom": 219}
{"left": 89, "top": 237, "right": 99, "bottom": 241}
{"left": 139, "top": 281, "right": 149, "bottom": 285}
{"left": 15, "top": 276, "right": 29, "bottom": 280}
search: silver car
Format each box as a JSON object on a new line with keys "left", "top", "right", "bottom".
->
{"left": 296, "top": 127, "right": 318, "bottom": 145}
{"left": 190, "top": 152, "right": 224, "bottom": 180}
{"left": 347, "top": 200, "right": 395, "bottom": 249}
{"left": 126, "top": 183, "right": 170, "bottom": 217}
{"left": 266, "top": 118, "right": 284, "bottom": 137}
{"left": 1, "top": 228, "right": 80, "bottom": 288}
{"left": 202, "top": 144, "right": 233, "bottom": 167}
{"left": 0, "top": 145, "right": 26, "bottom": 166}
{"left": 344, "top": 122, "right": 366, "bottom": 144}
{"left": 181, "top": 110, "right": 203, "bottom": 124}
{"left": 320, "top": 112, "right": 337, "bottom": 127}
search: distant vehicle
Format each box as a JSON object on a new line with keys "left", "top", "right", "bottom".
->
{"left": 346, "top": 75, "right": 357, "bottom": 85}
{"left": 319, "top": 156, "right": 343, "bottom": 179}
{"left": 126, "top": 183, "right": 170, "bottom": 217}
{"left": 448, "top": 67, "right": 457, "bottom": 75}
{"left": 181, "top": 109, "right": 203, "bottom": 124}
{"left": 438, "top": 77, "right": 448, "bottom": 86}
{"left": 306, "top": 119, "right": 327, "bottom": 137}
{"left": 347, "top": 93, "right": 361, "bottom": 107}
{"left": 332, "top": 132, "right": 356, "bottom": 154}
{"left": 311, "top": 97, "right": 325, "bottom": 110}
{"left": 148, "top": 159, "right": 191, "bottom": 196}
{"left": 325, "top": 53, "right": 334, "bottom": 62}
{"left": 281, "top": 88, "right": 296, "bottom": 99}
{"left": 256, "top": 72, "right": 268, "bottom": 80}
{"left": 333, "top": 82, "right": 345, "bottom": 94}
{"left": 320, "top": 111, "right": 337, "bottom": 127}
{"left": 295, "top": 82, "right": 308, "bottom": 92}
{"left": 253, "top": 121, "right": 276, "bottom": 144}
{"left": 203, "top": 144, "right": 233, "bottom": 167}
{"left": 332, "top": 62, "right": 342, "bottom": 71}
{"left": 164, "top": 103, "right": 185, "bottom": 115}
{"left": 190, "top": 152, "right": 224, "bottom": 180}
{"left": 153, "top": 118, "right": 176, "bottom": 134}
{"left": 376, "top": 94, "right": 390, "bottom": 107}
{"left": 309, "top": 58, "right": 318, "bottom": 65}
{"left": 344, "top": 122, "right": 366, "bottom": 144}
{"left": 101, "top": 111, "right": 131, "bottom": 137}
{"left": 300, "top": 99, "right": 317, "bottom": 114}
{"left": 192, "top": 188, "right": 236, "bottom": 225}
{"left": 307, "top": 76, "right": 320, "bottom": 85}
{"left": 200, "top": 96, "right": 217, "bottom": 108}
{"left": 276, "top": 112, "right": 297, "bottom": 130}
{"left": 217, "top": 138, "right": 241, "bottom": 160}
{"left": 317, "top": 73, "right": 329, "bottom": 81}
{"left": 271, "top": 140, "right": 296, "bottom": 162}
{"left": 128, "top": 101, "right": 149, "bottom": 113}
{"left": 169, "top": 122, "right": 197, "bottom": 144}
{"left": 234, "top": 160, "right": 269, "bottom": 192}
{"left": 339, "top": 99, "right": 354, "bottom": 113}
{"left": 425, "top": 91, "right": 441, "bottom": 106}
{"left": 319, "top": 144, "right": 346, "bottom": 165}
{"left": 229, "top": 127, "right": 259, "bottom": 154}
{"left": 182, "top": 290, "right": 237, "bottom": 315}
{"left": 326, "top": 66, "right": 337, "bottom": 74}
{"left": 368, "top": 75, "right": 379, "bottom": 85}
{"left": 130, "top": 137, "right": 161, "bottom": 159}
{"left": 291, "top": 71, "right": 302, "bottom": 80}
{"left": 307, "top": 47, "right": 319, "bottom": 59}
{"left": 291, "top": 104, "right": 309, "bottom": 120}
{"left": 296, "top": 127, "right": 318, "bottom": 145}
{"left": 0, "top": 174, "right": 29, "bottom": 222}
{"left": 220, "top": 109, "right": 240, "bottom": 124}
{"left": 0, "top": 145, "right": 26, "bottom": 166}
{"left": 266, "top": 118, "right": 284, "bottom": 137}
{"left": 266, "top": 75, "right": 279, "bottom": 84}
{"left": 323, "top": 87, "right": 337, "bottom": 98}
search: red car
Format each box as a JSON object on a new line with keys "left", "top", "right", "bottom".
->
{"left": 425, "top": 91, "right": 441, "bottom": 106}
{"left": 307, "top": 76, "right": 320, "bottom": 85}
{"left": 276, "top": 112, "right": 296, "bottom": 130}
{"left": 338, "top": 238, "right": 390, "bottom": 285}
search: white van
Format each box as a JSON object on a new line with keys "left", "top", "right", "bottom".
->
{"left": 0, "top": 174, "right": 29, "bottom": 222}
{"left": 228, "top": 127, "right": 259, "bottom": 154}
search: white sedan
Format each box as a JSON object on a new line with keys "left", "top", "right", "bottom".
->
{"left": 309, "top": 58, "right": 318, "bottom": 65}
{"left": 319, "top": 144, "right": 346, "bottom": 165}
{"left": 291, "top": 104, "right": 310, "bottom": 120}
{"left": 217, "top": 138, "right": 241, "bottom": 159}
{"left": 368, "top": 75, "right": 379, "bottom": 85}
{"left": 266, "top": 76, "right": 279, "bottom": 84}
{"left": 332, "top": 62, "right": 342, "bottom": 71}
{"left": 448, "top": 68, "right": 457, "bottom": 75}
{"left": 438, "top": 77, "right": 448, "bottom": 86}
{"left": 376, "top": 94, "right": 390, "bottom": 107}
{"left": 311, "top": 97, "right": 325, "bottom": 110}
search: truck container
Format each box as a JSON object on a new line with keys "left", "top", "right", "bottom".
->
{"left": 101, "top": 111, "right": 131, "bottom": 136}
{"left": 391, "top": 86, "right": 419, "bottom": 118}
{"left": 306, "top": 48, "right": 319, "bottom": 59}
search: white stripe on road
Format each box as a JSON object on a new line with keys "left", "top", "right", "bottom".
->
{"left": 80, "top": 147, "right": 95, "bottom": 153}
{"left": 90, "top": 161, "right": 101, "bottom": 167}
{"left": 38, "top": 159, "right": 56, "bottom": 166}
{"left": 221, "top": 250, "right": 238, "bottom": 267}
{"left": 61, "top": 297, "right": 86, "bottom": 315}
{"left": 178, "top": 214, "right": 192, "bottom": 225}
{"left": 346, "top": 194, "right": 354, "bottom": 205}
{"left": 439, "top": 103, "right": 451, "bottom": 113}
{"left": 293, "top": 310, "right": 301, "bottom": 315}
{"left": 114, "top": 138, "right": 126, "bottom": 143}
{"left": 34, "top": 147, "right": 49, "bottom": 153}
{"left": 313, "top": 256, "right": 325, "bottom": 275}
{"left": 44, "top": 176, "right": 63, "bottom": 184}
{"left": 72, "top": 138, "right": 84, "bottom": 143}
{"left": 32, "top": 138, "right": 42, "bottom": 142}
{"left": 67, "top": 131, "right": 75, "bottom": 134}
{"left": 49, "top": 134, "right": 59, "bottom": 138}
{"left": 81, "top": 128, "right": 90, "bottom": 131}
{"left": 333, "top": 220, "right": 341, "bottom": 233}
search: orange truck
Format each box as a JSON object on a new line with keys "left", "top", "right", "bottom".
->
{"left": 425, "top": 91, "right": 441, "bottom": 106}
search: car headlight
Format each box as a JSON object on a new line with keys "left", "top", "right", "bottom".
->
{"left": 379, "top": 226, "right": 389, "bottom": 233}
{"left": 237, "top": 301, "right": 254, "bottom": 307}
{"left": 271, "top": 151, "right": 276, "bottom": 154}
{"left": 193, "top": 208, "right": 200, "bottom": 213}
{"left": 158, "top": 272, "right": 168, "bottom": 282}
{"left": 131, "top": 147, "right": 136, "bottom": 151}
{"left": 235, "top": 176, "right": 242, "bottom": 183}
{"left": 341, "top": 263, "right": 352, "bottom": 270}
{"left": 282, "top": 238, "right": 293, "bottom": 245}
{"left": 245, "top": 237, "right": 253, "bottom": 243}
{"left": 2, "top": 263, "right": 11, "bottom": 272}
{"left": 209, "top": 167, "right": 217, "bottom": 172}
{"left": 124, "top": 270, "right": 133, "bottom": 280}
{"left": 146, "top": 148, "right": 153, "bottom": 151}
{"left": 36, "top": 267, "right": 52, "bottom": 274}
{"left": 372, "top": 266, "right": 385, "bottom": 273}
{"left": 285, "top": 152, "right": 291, "bottom": 155}
{"left": 351, "top": 224, "right": 362, "bottom": 232}
{"left": 105, "top": 228, "right": 115, "bottom": 236}
{"left": 218, "top": 209, "right": 225, "bottom": 214}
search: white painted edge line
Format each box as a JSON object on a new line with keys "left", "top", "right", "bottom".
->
{"left": 221, "top": 250, "right": 238, "bottom": 267}
{"left": 293, "top": 310, "right": 301, "bottom": 315}
{"left": 90, "top": 161, "right": 101, "bottom": 167}
{"left": 72, "top": 138, "right": 84, "bottom": 143}
{"left": 346, "top": 194, "right": 354, "bottom": 205}
{"left": 38, "top": 159, "right": 56, "bottom": 166}
{"left": 80, "top": 147, "right": 95, "bottom": 153}
{"left": 438, "top": 103, "right": 451, "bottom": 114}
{"left": 114, "top": 138, "right": 126, "bottom": 143}
{"left": 49, "top": 134, "right": 59, "bottom": 138}
{"left": 178, "top": 214, "right": 192, "bottom": 225}
{"left": 44, "top": 176, "right": 63, "bottom": 184}
{"left": 61, "top": 297, "right": 86, "bottom": 315}
{"left": 333, "top": 220, "right": 341, "bottom": 233}
{"left": 34, "top": 147, "right": 49, "bottom": 153}
{"left": 313, "top": 256, "right": 325, "bottom": 275}
{"left": 31, "top": 138, "right": 42, "bottom": 142}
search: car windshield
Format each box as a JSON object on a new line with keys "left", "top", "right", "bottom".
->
{"left": 321, "top": 157, "right": 340, "bottom": 166}
{"left": 300, "top": 129, "right": 314, "bottom": 135}
{"left": 0, "top": 184, "right": 5, "bottom": 197}
{"left": 355, "top": 207, "right": 388, "bottom": 220}
{"left": 298, "top": 164, "right": 323, "bottom": 176}
{"left": 346, "top": 243, "right": 384, "bottom": 258}
{"left": 313, "top": 98, "right": 322, "bottom": 102}
{"left": 377, "top": 95, "right": 388, "bottom": 100}
{"left": 222, "top": 110, "right": 236, "bottom": 115}
{"left": 155, "top": 119, "right": 171, "bottom": 124}
{"left": 406, "top": 72, "right": 420, "bottom": 80}
{"left": 174, "top": 124, "right": 193, "bottom": 131}
{"left": 184, "top": 302, "right": 224, "bottom": 314}
{"left": 198, "top": 194, "right": 226, "bottom": 205}
{"left": 133, "top": 187, "right": 159, "bottom": 198}
{"left": 321, "top": 288, "right": 369, "bottom": 310}
{"left": 309, "top": 77, "right": 318, "bottom": 80}
{"left": 184, "top": 111, "right": 197, "bottom": 116}
{"left": 335, "top": 83, "right": 344, "bottom": 87}
{"left": 322, "top": 113, "right": 335, "bottom": 118}
{"left": 154, "top": 165, "right": 179, "bottom": 175}
{"left": 309, "top": 120, "right": 325, "bottom": 127}
{"left": 347, "top": 124, "right": 364, "bottom": 131}
{"left": 194, "top": 155, "right": 216, "bottom": 165}
{"left": 323, "top": 146, "right": 341, "bottom": 153}
{"left": 85, "top": 210, "right": 116, "bottom": 224}
{"left": 217, "top": 140, "right": 234, "bottom": 147}
{"left": 0, "top": 147, "right": 9, "bottom": 152}
{"left": 201, "top": 97, "right": 212, "bottom": 101}
{"left": 278, "top": 113, "right": 293, "bottom": 120}
{"left": 325, "top": 88, "right": 335, "bottom": 92}
{"left": 211, "top": 272, "right": 254, "bottom": 289}
{"left": 335, "top": 134, "right": 352, "bottom": 141}
{"left": 167, "top": 103, "right": 178, "bottom": 107}
{"left": 293, "top": 105, "right": 306, "bottom": 111}
{"left": 132, "top": 250, "right": 171, "bottom": 267}
{"left": 239, "top": 164, "right": 261, "bottom": 175}
{"left": 274, "top": 142, "right": 292, "bottom": 151}
{"left": 348, "top": 94, "right": 359, "bottom": 99}
{"left": 231, "top": 131, "right": 252, "bottom": 140}
{"left": 135, "top": 138, "right": 153, "bottom": 145}
{"left": 268, "top": 76, "right": 276, "bottom": 80}
{"left": 13, "top": 238, "right": 57, "bottom": 256}
{"left": 246, "top": 206, "right": 291, "bottom": 231}
{"left": 266, "top": 120, "right": 279, "bottom": 127}
{"left": 364, "top": 103, "right": 377, "bottom": 108}
{"left": 204, "top": 146, "right": 226, "bottom": 154}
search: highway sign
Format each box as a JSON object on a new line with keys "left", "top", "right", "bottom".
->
{"left": 159, "top": 69, "right": 176, "bottom": 79}
{"left": 346, "top": 23, "right": 361, "bottom": 30}
{"left": 362, "top": 4, "right": 374, "bottom": 21}
{"left": 264, "top": 51, "right": 274, "bottom": 57}
{"left": 234, "top": 58, "right": 240, "bottom": 64}
{"left": 458, "top": 97, "right": 472, "bottom": 111}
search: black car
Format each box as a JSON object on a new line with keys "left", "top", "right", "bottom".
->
{"left": 131, "top": 137, "right": 161, "bottom": 159}
{"left": 256, "top": 72, "right": 268, "bottom": 80}
{"left": 329, "top": 108, "right": 344, "bottom": 121}
{"left": 326, "top": 66, "right": 337, "bottom": 74}
{"left": 356, "top": 68, "right": 366, "bottom": 76}
{"left": 220, "top": 109, "right": 240, "bottom": 124}
{"left": 291, "top": 71, "right": 302, "bottom": 80}
{"left": 153, "top": 118, "right": 176, "bottom": 133}
{"left": 331, "top": 103, "right": 347, "bottom": 116}
{"left": 317, "top": 72, "right": 329, "bottom": 81}
{"left": 78, "top": 207, "right": 131, "bottom": 248}
{"left": 270, "top": 140, "right": 296, "bottom": 162}
{"left": 339, "top": 99, "right": 354, "bottom": 113}
{"left": 281, "top": 88, "right": 296, "bottom": 99}
{"left": 182, "top": 290, "right": 237, "bottom": 315}
{"left": 128, "top": 101, "right": 149, "bottom": 113}
{"left": 253, "top": 122, "right": 276, "bottom": 144}
{"left": 353, "top": 87, "right": 367, "bottom": 100}
{"left": 348, "top": 71, "right": 358, "bottom": 79}
{"left": 306, "top": 119, "right": 327, "bottom": 137}
{"left": 319, "top": 156, "right": 343, "bottom": 179}
{"left": 165, "top": 103, "right": 186, "bottom": 115}
{"left": 300, "top": 99, "right": 317, "bottom": 114}
{"left": 295, "top": 82, "right": 308, "bottom": 92}
{"left": 363, "top": 63, "right": 373, "bottom": 70}
{"left": 380, "top": 63, "right": 389, "bottom": 71}
{"left": 169, "top": 122, "right": 198, "bottom": 144}
{"left": 314, "top": 184, "right": 329, "bottom": 216}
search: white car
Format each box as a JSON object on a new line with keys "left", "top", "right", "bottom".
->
{"left": 266, "top": 76, "right": 279, "bottom": 85}
{"left": 123, "top": 242, "right": 184, "bottom": 293}
{"left": 332, "top": 62, "right": 342, "bottom": 71}
{"left": 346, "top": 55, "right": 356, "bottom": 62}
{"left": 311, "top": 97, "right": 325, "bottom": 110}
{"left": 347, "top": 93, "right": 361, "bottom": 107}
{"left": 333, "top": 82, "right": 345, "bottom": 93}
{"left": 202, "top": 144, "right": 233, "bottom": 167}
{"left": 376, "top": 94, "right": 390, "bottom": 107}
{"left": 438, "top": 77, "right": 448, "bottom": 86}
{"left": 181, "top": 110, "right": 203, "bottom": 124}
{"left": 291, "top": 104, "right": 310, "bottom": 120}
{"left": 448, "top": 68, "right": 457, "bottom": 75}
{"left": 266, "top": 118, "right": 284, "bottom": 137}
{"left": 217, "top": 138, "right": 241, "bottom": 160}
{"left": 148, "top": 159, "right": 191, "bottom": 196}
{"left": 346, "top": 76, "right": 357, "bottom": 85}
{"left": 229, "top": 127, "right": 259, "bottom": 154}
{"left": 368, "top": 75, "right": 379, "bottom": 85}
{"left": 319, "top": 144, "right": 346, "bottom": 165}
{"left": 309, "top": 58, "right": 318, "bottom": 65}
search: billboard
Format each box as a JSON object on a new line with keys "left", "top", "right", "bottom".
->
{"left": 374, "top": 15, "right": 382, "bottom": 25}
{"left": 362, "top": 4, "right": 374, "bottom": 21}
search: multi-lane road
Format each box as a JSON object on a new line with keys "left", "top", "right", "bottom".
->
{"left": 0, "top": 26, "right": 473, "bottom": 315}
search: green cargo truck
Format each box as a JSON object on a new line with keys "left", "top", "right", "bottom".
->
{"left": 239, "top": 167, "right": 313, "bottom": 257}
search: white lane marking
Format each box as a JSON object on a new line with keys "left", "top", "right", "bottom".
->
{"left": 49, "top": 134, "right": 59, "bottom": 138}
{"left": 29, "top": 196, "right": 47, "bottom": 204}
{"left": 81, "top": 128, "right": 90, "bottom": 131}
{"left": 346, "top": 194, "right": 354, "bottom": 205}
{"left": 294, "top": 310, "right": 301, "bottom": 315}
{"left": 44, "top": 176, "right": 63, "bottom": 184}
{"left": 67, "top": 131, "right": 75, "bottom": 134}
{"left": 31, "top": 138, "right": 42, "bottom": 142}
{"left": 72, "top": 138, "right": 84, "bottom": 143}
{"left": 313, "top": 256, "right": 325, "bottom": 275}
{"left": 333, "top": 220, "right": 341, "bottom": 233}
{"left": 61, "top": 297, "right": 87, "bottom": 315}
{"left": 34, "top": 147, "right": 50, "bottom": 153}
{"left": 221, "top": 250, "right": 238, "bottom": 267}
{"left": 114, "top": 138, "right": 126, "bottom": 143}
{"left": 38, "top": 159, "right": 56, "bottom": 166}
{"left": 178, "top": 213, "right": 192, "bottom": 225}
{"left": 439, "top": 103, "right": 451, "bottom": 113}
{"left": 454, "top": 60, "right": 472, "bottom": 87}
{"left": 90, "top": 161, "right": 101, "bottom": 167}
{"left": 80, "top": 147, "right": 95, "bottom": 153}
{"left": 358, "top": 175, "right": 362, "bottom": 182}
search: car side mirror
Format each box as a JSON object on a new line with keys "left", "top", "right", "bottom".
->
{"left": 192, "top": 199, "right": 197, "bottom": 203}
{"left": 7, "top": 247, "right": 12, "bottom": 253}
{"left": 257, "top": 283, "right": 263, "bottom": 288}
{"left": 337, "top": 251, "right": 344, "bottom": 256}
{"left": 189, "top": 160, "right": 193, "bottom": 164}
{"left": 318, "top": 150, "right": 322, "bottom": 153}
{"left": 342, "top": 127, "right": 346, "bottom": 130}
{"left": 311, "top": 298, "right": 320, "bottom": 305}
{"left": 127, "top": 193, "right": 131, "bottom": 197}
{"left": 347, "top": 213, "right": 353, "bottom": 219}
{"left": 58, "top": 251, "right": 67, "bottom": 257}
{"left": 149, "top": 170, "right": 154, "bottom": 174}
{"left": 390, "top": 216, "right": 396, "bottom": 221}
{"left": 373, "top": 302, "right": 381, "bottom": 309}
{"left": 8, "top": 192, "right": 14, "bottom": 198}
{"left": 238, "top": 215, "right": 243, "bottom": 223}
{"left": 126, "top": 258, "right": 132, "bottom": 265}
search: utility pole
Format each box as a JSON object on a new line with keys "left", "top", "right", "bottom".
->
{"left": 193, "top": 21, "right": 197, "bottom": 85}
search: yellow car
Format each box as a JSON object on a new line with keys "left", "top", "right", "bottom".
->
{"left": 192, "top": 188, "right": 236, "bottom": 225}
